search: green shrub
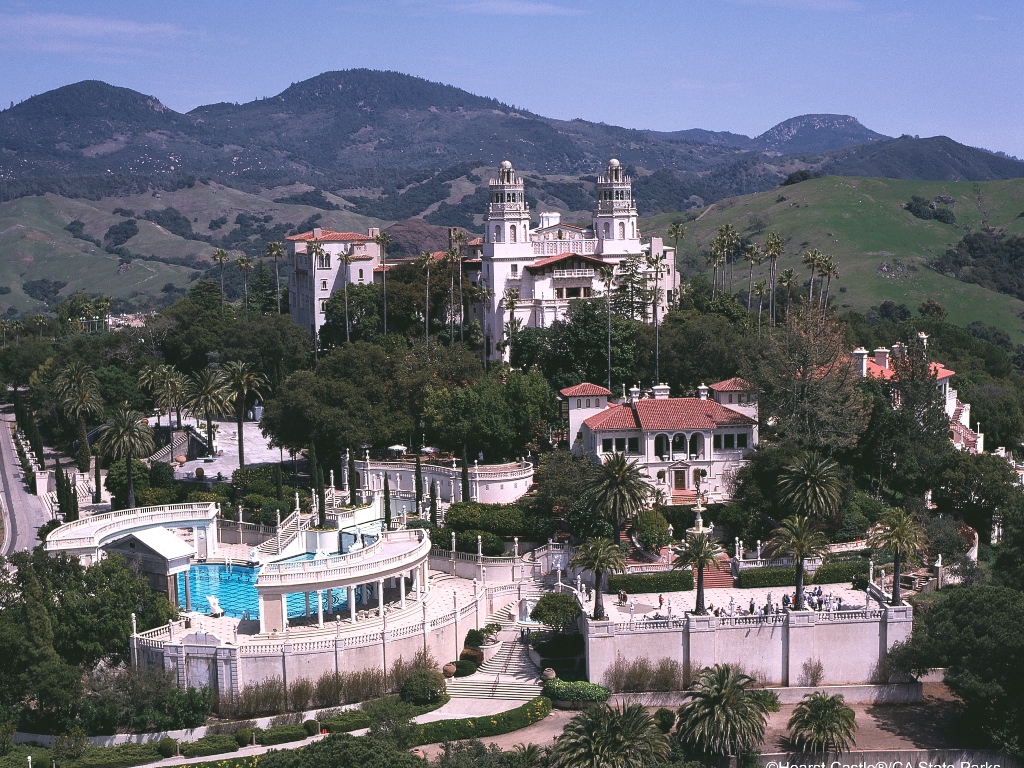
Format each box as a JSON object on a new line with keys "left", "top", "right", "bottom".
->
{"left": 399, "top": 670, "right": 446, "bottom": 706}
{"left": 157, "top": 738, "right": 177, "bottom": 758}
{"left": 413, "top": 697, "right": 551, "bottom": 745}
{"left": 0, "top": 722, "right": 14, "bottom": 757}
{"left": 736, "top": 567, "right": 797, "bottom": 588}
{"left": 654, "top": 707, "right": 676, "bottom": 733}
{"left": 852, "top": 573, "right": 869, "bottom": 591}
{"left": 542, "top": 680, "right": 609, "bottom": 702}
{"left": 302, "top": 719, "right": 319, "bottom": 736}
{"left": 634, "top": 509, "right": 671, "bottom": 553}
{"left": 180, "top": 734, "right": 240, "bottom": 758}
{"left": 813, "top": 560, "right": 868, "bottom": 584}
{"left": 533, "top": 633, "right": 584, "bottom": 658}
{"left": 453, "top": 659, "right": 477, "bottom": 677}
{"left": 530, "top": 592, "right": 581, "bottom": 631}
{"left": 52, "top": 727, "right": 89, "bottom": 761}
{"left": 441, "top": 502, "right": 482, "bottom": 531}
{"left": 607, "top": 571, "right": 694, "bottom": 593}
{"left": 233, "top": 729, "right": 252, "bottom": 748}
{"left": 464, "top": 629, "right": 485, "bottom": 648}
{"left": 750, "top": 689, "right": 781, "bottom": 713}
{"left": 453, "top": 529, "right": 505, "bottom": 556}
{"left": 255, "top": 724, "right": 307, "bottom": 746}
{"left": 460, "top": 648, "right": 484, "bottom": 665}
{"left": 71, "top": 742, "right": 162, "bottom": 768}
{"left": 321, "top": 711, "right": 371, "bottom": 733}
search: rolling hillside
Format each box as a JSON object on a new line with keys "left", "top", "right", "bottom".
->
{"left": 644, "top": 177, "right": 1024, "bottom": 341}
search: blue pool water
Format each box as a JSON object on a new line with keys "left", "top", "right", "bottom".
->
{"left": 176, "top": 564, "right": 367, "bottom": 619}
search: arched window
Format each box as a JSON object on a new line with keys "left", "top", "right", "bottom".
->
{"left": 618, "top": 221, "right": 625, "bottom": 239}
{"left": 603, "top": 222, "right": 610, "bottom": 238}
{"left": 577, "top": 399, "right": 582, "bottom": 408}
{"left": 654, "top": 434, "right": 670, "bottom": 460}
{"left": 510, "top": 224, "right": 517, "bottom": 243}
{"left": 494, "top": 225, "right": 503, "bottom": 243}
{"left": 672, "top": 434, "right": 687, "bottom": 455}
{"left": 595, "top": 398, "right": 600, "bottom": 407}
{"left": 586, "top": 399, "right": 591, "bottom": 408}
{"left": 689, "top": 433, "right": 704, "bottom": 459}
{"left": 358, "top": 268, "right": 364, "bottom": 282}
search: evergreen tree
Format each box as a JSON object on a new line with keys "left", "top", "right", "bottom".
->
{"left": 461, "top": 446, "right": 471, "bottom": 502}
{"left": 429, "top": 481, "right": 438, "bottom": 528}
{"left": 383, "top": 472, "right": 392, "bottom": 530}
{"left": 93, "top": 451, "right": 102, "bottom": 505}
{"left": 415, "top": 453, "right": 424, "bottom": 504}
{"left": 348, "top": 452, "right": 358, "bottom": 506}
{"left": 275, "top": 463, "right": 284, "bottom": 501}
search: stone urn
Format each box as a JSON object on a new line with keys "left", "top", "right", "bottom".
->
{"left": 175, "top": 454, "right": 187, "bottom": 465}
{"left": 442, "top": 662, "right": 457, "bottom": 678}
{"left": 541, "top": 667, "right": 557, "bottom": 681}
{"left": 409, "top": 748, "right": 426, "bottom": 759}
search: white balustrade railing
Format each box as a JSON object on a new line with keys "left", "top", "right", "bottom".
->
{"left": 532, "top": 240, "right": 597, "bottom": 256}
{"left": 552, "top": 269, "right": 595, "bottom": 278}
{"left": 46, "top": 502, "right": 218, "bottom": 550}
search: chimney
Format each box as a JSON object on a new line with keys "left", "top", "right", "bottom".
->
{"left": 312, "top": 227, "right": 323, "bottom": 239}
{"left": 852, "top": 348, "right": 869, "bottom": 377}
{"left": 892, "top": 342, "right": 906, "bottom": 362}
{"left": 652, "top": 383, "right": 670, "bottom": 400}
{"left": 697, "top": 383, "right": 709, "bottom": 401}
{"left": 918, "top": 331, "right": 929, "bottom": 351}
{"left": 874, "top": 347, "right": 889, "bottom": 370}
{"left": 368, "top": 227, "right": 380, "bottom": 238}
{"left": 628, "top": 383, "right": 641, "bottom": 403}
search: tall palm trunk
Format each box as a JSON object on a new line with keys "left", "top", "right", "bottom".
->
{"left": 125, "top": 450, "right": 136, "bottom": 509}
{"left": 795, "top": 558, "right": 805, "bottom": 609}
{"left": 747, "top": 263, "right": 754, "bottom": 312}
{"left": 219, "top": 263, "right": 225, "bottom": 314}
{"left": 593, "top": 568, "right": 606, "bottom": 620}
{"left": 711, "top": 265, "right": 718, "bottom": 300}
{"left": 344, "top": 261, "right": 351, "bottom": 343}
{"left": 274, "top": 255, "right": 281, "bottom": 314}
{"left": 695, "top": 565, "right": 706, "bottom": 615}
{"left": 606, "top": 293, "right": 612, "bottom": 391}
{"left": 823, "top": 273, "right": 832, "bottom": 310}
{"left": 449, "top": 262, "right": 455, "bottom": 346}
{"left": 236, "top": 399, "right": 246, "bottom": 468}
{"left": 770, "top": 257, "right": 777, "bottom": 326}
{"left": 424, "top": 266, "right": 430, "bottom": 347}
{"left": 757, "top": 293, "right": 764, "bottom": 338}
{"left": 808, "top": 268, "right": 815, "bottom": 305}
{"left": 891, "top": 551, "right": 903, "bottom": 606}
{"left": 786, "top": 288, "right": 792, "bottom": 319}
{"left": 206, "top": 417, "right": 214, "bottom": 456}
{"left": 458, "top": 258, "right": 465, "bottom": 343}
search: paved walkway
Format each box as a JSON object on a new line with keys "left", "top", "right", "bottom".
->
{"left": 177, "top": 418, "right": 283, "bottom": 481}
{"left": 0, "top": 408, "right": 49, "bottom": 556}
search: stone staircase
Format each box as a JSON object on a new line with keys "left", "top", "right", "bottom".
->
{"left": 702, "top": 552, "right": 736, "bottom": 589}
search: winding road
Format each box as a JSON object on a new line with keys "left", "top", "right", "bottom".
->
{"left": 0, "top": 408, "right": 49, "bottom": 556}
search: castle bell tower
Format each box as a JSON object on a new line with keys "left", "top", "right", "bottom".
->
{"left": 485, "top": 160, "right": 531, "bottom": 247}
{"left": 593, "top": 158, "right": 640, "bottom": 254}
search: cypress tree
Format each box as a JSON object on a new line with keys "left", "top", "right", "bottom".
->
{"left": 75, "top": 419, "right": 91, "bottom": 474}
{"left": 415, "top": 454, "right": 423, "bottom": 504}
{"left": 275, "top": 463, "right": 283, "bottom": 501}
{"left": 383, "top": 473, "right": 392, "bottom": 531}
{"left": 70, "top": 485, "right": 79, "bottom": 522}
{"left": 93, "top": 452, "right": 103, "bottom": 504}
{"left": 54, "top": 459, "right": 66, "bottom": 517}
{"left": 461, "top": 446, "right": 471, "bottom": 502}
{"left": 429, "top": 481, "right": 438, "bottom": 528}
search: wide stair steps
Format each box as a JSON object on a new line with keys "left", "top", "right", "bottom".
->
{"left": 702, "top": 552, "right": 735, "bottom": 589}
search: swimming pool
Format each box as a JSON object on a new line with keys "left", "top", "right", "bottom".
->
{"left": 176, "top": 564, "right": 367, "bottom": 619}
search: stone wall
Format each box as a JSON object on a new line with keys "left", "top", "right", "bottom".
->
{"left": 585, "top": 606, "right": 912, "bottom": 687}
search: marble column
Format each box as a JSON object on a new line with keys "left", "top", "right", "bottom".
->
{"left": 349, "top": 585, "right": 357, "bottom": 623}
{"left": 317, "top": 590, "right": 324, "bottom": 628}
{"left": 378, "top": 577, "right": 385, "bottom": 617}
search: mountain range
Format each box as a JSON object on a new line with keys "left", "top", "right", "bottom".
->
{"left": 1, "top": 69, "right": 1022, "bottom": 215}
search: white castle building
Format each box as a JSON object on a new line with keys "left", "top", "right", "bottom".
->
{"left": 562, "top": 378, "right": 758, "bottom": 504}
{"left": 465, "top": 159, "right": 680, "bottom": 360}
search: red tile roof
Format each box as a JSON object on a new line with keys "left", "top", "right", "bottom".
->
{"left": 561, "top": 383, "right": 613, "bottom": 397}
{"left": 286, "top": 230, "right": 374, "bottom": 242}
{"left": 527, "top": 252, "right": 607, "bottom": 271}
{"left": 583, "top": 404, "right": 639, "bottom": 431}
{"left": 863, "top": 359, "right": 955, "bottom": 381}
{"left": 634, "top": 398, "right": 755, "bottom": 431}
{"left": 709, "top": 377, "right": 753, "bottom": 392}
{"left": 467, "top": 237, "right": 484, "bottom": 246}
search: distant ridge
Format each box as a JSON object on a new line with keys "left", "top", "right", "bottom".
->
{"left": 747, "top": 114, "right": 889, "bottom": 153}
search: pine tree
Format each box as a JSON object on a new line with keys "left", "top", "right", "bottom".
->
{"left": 429, "top": 482, "right": 438, "bottom": 528}
{"left": 383, "top": 473, "right": 392, "bottom": 531}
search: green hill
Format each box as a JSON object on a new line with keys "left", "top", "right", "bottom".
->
{"left": 644, "top": 176, "right": 1024, "bottom": 341}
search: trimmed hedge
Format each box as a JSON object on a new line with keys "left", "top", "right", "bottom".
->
{"left": 69, "top": 742, "right": 161, "bottom": 768}
{"left": 255, "top": 724, "right": 308, "bottom": 746}
{"left": 453, "top": 659, "right": 477, "bottom": 677}
{"left": 607, "top": 571, "right": 694, "bottom": 593}
{"left": 321, "top": 711, "right": 370, "bottom": 733}
{"left": 180, "top": 735, "right": 240, "bottom": 759}
{"left": 812, "top": 560, "right": 868, "bottom": 584}
{"left": 542, "top": 680, "right": 609, "bottom": 702}
{"left": 413, "top": 696, "right": 551, "bottom": 745}
{"left": 736, "top": 567, "right": 796, "bottom": 588}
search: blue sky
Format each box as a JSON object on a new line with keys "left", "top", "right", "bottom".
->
{"left": 0, "top": 0, "right": 1021, "bottom": 156}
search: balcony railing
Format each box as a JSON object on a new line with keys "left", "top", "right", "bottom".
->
{"left": 532, "top": 240, "right": 597, "bottom": 256}
{"left": 552, "top": 269, "right": 594, "bottom": 278}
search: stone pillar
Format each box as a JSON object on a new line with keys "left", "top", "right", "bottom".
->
{"left": 400, "top": 574, "right": 407, "bottom": 609}
{"left": 184, "top": 573, "right": 192, "bottom": 612}
{"left": 785, "top": 610, "right": 816, "bottom": 687}
{"left": 378, "top": 577, "right": 385, "bottom": 617}
{"left": 317, "top": 590, "right": 324, "bottom": 628}
{"left": 412, "top": 566, "right": 420, "bottom": 600}
{"left": 349, "top": 585, "right": 357, "bottom": 623}
{"left": 305, "top": 591, "right": 311, "bottom": 617}
{"left": 326, "top": 588, "right": 333, "bottom": 614}
{"left": 687, "top": 614, "right": 716, "bottom": 673}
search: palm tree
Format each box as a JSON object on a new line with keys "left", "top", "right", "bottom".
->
{"left": 444, "top": 246, "right": 459, "bottom": 345}
{"left": 185, "top": 368, "right": 232, "bottom": 456}
{"left": 764, "top": 515, "right": 830, "bottom": 610}
{"left": 743, "top": 242, "right": 762, "bottom": 312}
{"left": 222, "top": 361, "right": 268, "bottom": 468}
{"left": 788, "top": 692, "right": 857, "bottom": 753}
{"left": 719, "top": 224, "right": 739, "bottom": 296}
{"left": 778, "top": 452, "right": 844, "bottom": 522}
{"left": 585, "top": 452, "right": 651, "bottom": 542}
{"left": 54, "top": 361, "right": 104, "bottom": 473}
{"left": 168, "top": 370, "right": 188, "bottom": 429}
{"left": 764, "top": 232, "right": 784, "bottom": 326}
{"left": 569, "top": 537, "right": 625, "bottom": 620}
{"left": 0, "top": 319, "right": 8, "bottom": 349}
{"left": 373, "top": 231, "right": 392, "bottom": 335}
{"left": 96, "top": 405, "right": 154, "bottom": 509}
{"left": 501, "top": 286, "right": 520, "bottom": 361}
{"left": 868, "top": 507, "right": 925, "bottom": 606}
{"left": 676, "top": 664, "right": 769, "bottom": 759}
{"left": 512, "top": 743, "right": 543, "bottom": 768}
{"left": 265, "top": 242, "right": 284, "bottom": 314}
{"left": 479, "top": 285, "right": 493, "bottom": 373}
{"left": 10, "top": 320, "right": 22, "bottom": 345}
{"left": 778, "top": 268, "right": 797, "bottom": 319}
{"left": 802, "top": 249, "right": 822, "bottom": 306}
{"left": 138, "top": 363, "right": 174, "bottom": 431}
{"left": 236, "top": 253, "right": 253, "bottom": 319}
{"left": 451, "top": 229, "right": 468, "bottom": 342}
{"left": 338, "top": 246, "right": 355, "bottom": 343}
{"left": 821, "top": 255, "right": 838, "bottom": 310}
{"left": 706, "top": 241, "right": 722, "bottom": 301}
{"left": 550, "top": 703, "right": 670, "bottom": 768}
{"left": 667, "top": 221, "right": 686, "bottom": 270}
{"left": 753, "top": 279, "right": 769, "bottom": 338}
{"left": 211, "top": 248, "right": 231, "bottom": 314}
{"left": 673, "top": 532, "right": 723, "bottom": 615}
{"left": 599, "top": 265, "right": 615, "bottom": 391}
{"left": 417, "top": 251, "right": 433, "bottom": 347}
{"left": 646, "top": 251, "right": 666, "bottom": 383}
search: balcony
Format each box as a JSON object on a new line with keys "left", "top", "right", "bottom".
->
{"left": 552, "top": 269, "right": 595, "bottom": 279}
